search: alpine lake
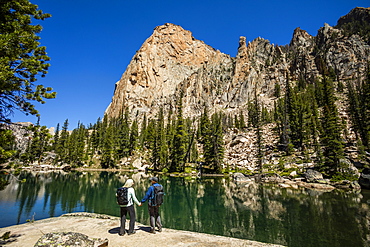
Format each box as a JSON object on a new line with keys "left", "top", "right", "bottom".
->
{"left": 0, "top": 170, "right": 369, "bottom": 247}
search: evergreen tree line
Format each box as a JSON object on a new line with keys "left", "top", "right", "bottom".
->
{"left": 18, "top": 96, "right": 234, "bottom": 173}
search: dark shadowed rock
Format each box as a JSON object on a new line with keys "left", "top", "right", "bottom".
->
{"left": 359, "top": 168, "right": 370, "bottom": 189}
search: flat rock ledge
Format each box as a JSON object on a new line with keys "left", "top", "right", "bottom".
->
{"left": 0, "top": 213, "right": 285, "bottom": 247}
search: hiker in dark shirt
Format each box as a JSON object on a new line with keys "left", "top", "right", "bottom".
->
{"left": 141, "top": 177, "right": 163, "bottom": 233}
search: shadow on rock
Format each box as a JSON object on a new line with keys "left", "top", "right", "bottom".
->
{"left": 0, "top": 232, "right": 22, "bottom": 245}
{"left": 108, "top": 227, "right": 120, "bottom": 235}
{"left": 138, "top": 226, "right": 152, "bottom": 233}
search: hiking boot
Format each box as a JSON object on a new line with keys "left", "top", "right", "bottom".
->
{"left": 127, "top": 230, "right": 136, "bottom": 235}
{"left": 149, "top": 228, "right": 156, "bottom": 234}
{"left": 158, "top": 228, "right": 162, "bottom": 232}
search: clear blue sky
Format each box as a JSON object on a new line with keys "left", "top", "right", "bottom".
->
{"left": 12, "top": 0, "right": 369, "bottom": 130}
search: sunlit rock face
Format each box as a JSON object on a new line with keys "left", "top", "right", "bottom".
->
{"left": 105, "top": 23, "right": 232, "bottom": 119}
{"left": 106, "top": 8, "right": 370, "bottom": 121}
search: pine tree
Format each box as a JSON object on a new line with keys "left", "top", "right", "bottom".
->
{"left": 253, "top": 90, "right": 263, "bottom": 171}
{"left": 56, "top": 119, "right": 70, "bottom": 163}
{"left": 101, "top": 117, "right": 115, "bottom": 168}
{"left": 346, "top": 79, "right": 362, "bottom": 141}
{"left": 90, "top": 117, "right": 104, "bottom": 156}
{"left": 184, "top": 118, "right": 197, "bottom": 163}
{"left": 0, "top": 127, "right": 16, "bottom": 163}
{"left": 0, "top": 0, "right": 56, "bottom": 123}
{"left": 199, "top": 105, "right": 210, "bottom": 142}
{"left": 304, "top": 85, "right": 321, "bottom": 150}
{"left": 201, "top": 110, "right": 212, "bottom": 170}
{"left": 68, "top": 122, "right": 87, "bottom": 166}
{"left": 170, "top": 95, "right": 187, "bottom": 172}
{"left": 147, "top": 118, "right": 159, "bottom": 168}
{"left": 274, "top": 82, "right": 281, "bottom": 98}
{"left": 286, "top": 75, "right": 300, "bottom": 148}
{"left": 24, "top": 120, "right": 52, "bottom": 164}
{"left": 190, "top": 135, "right": 199, "bottom": 163}
{"left": 319, "top": 76, "right": 345, "bottom": 175}
{"left": 129, "top": 119, "right": 139, "bottom": 155}
{"left": 239, "top": 111, "right": 246, "bottom": 130}
{"left": 52, "top": 123, "right": 60, "bottom": 152}
{"left": 116, "top": 110, "right": 130, "bottom": 159}
{"left": 147, "top": 108, "right": 168, "bottom": 171}
{"left": 234, "top": 115, "right": 240, "bottom": 129}
{"left": 210, "top": 112, "right": 225, "bottom": 173}
{"left": 139, "top": 113, "right": 148, "bottom": 149}
{"left": 158, "top": 108, "right": 169, "bottom": 169}
{"left": 359, "top": 66, "right": 370, "bottom": 149}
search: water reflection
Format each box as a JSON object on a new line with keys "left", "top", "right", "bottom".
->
{"left": 0, "top": 171, "right": 369, "bottom": 247}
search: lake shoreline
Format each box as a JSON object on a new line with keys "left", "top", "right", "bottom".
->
{"left": 11, "top": 166, "right": 363, "bottom": 192}
{"left": 0, "top": 212, "right": 285, "bottom": 247}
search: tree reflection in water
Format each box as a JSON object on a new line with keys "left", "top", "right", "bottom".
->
{"left": 0, "top": 171, "right": 369, "bottom": 247}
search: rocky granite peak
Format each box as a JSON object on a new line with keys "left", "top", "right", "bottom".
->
{"left": 105, "top": 23, "right": 230, "bottom": 119}
{"left": 290, "top": 27, "right": 314, "bottom": 49}
{"left": 105, "top": 8, "right": 370, "bottom": 121}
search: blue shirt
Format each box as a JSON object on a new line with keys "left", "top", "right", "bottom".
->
{"left": 141, "top": 183, "right": 162, "bottom": 206}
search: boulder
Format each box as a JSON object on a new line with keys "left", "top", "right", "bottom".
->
{"left": 34, "top": 232, "right": 108, "bottom": 247}
{"left": 303, "top": 169, "right": 324, "bottom": 183}
{"left": 255, "top": 173, "right": 285, "bottom": 183}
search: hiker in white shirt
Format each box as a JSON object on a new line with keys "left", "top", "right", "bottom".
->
{"left": 118, "top": 179, "right": 142, "bottom": 235}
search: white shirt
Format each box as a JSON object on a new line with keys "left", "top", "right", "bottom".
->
{"left": 120, "top": 187, "right": 140, "bottom": 207}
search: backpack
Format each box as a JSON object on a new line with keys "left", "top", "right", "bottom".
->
{"left": 116, "top": 187, "right": 129, "bottom": 205}
{"left": 152, "top": 184, "right": 164, "bottom": 206}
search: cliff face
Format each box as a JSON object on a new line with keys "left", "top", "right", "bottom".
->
{"left": 105, "top": 23, "right": 232, "bottom": 118}
{"left": 105, "top": 8, "right": 370, "bottom": 120}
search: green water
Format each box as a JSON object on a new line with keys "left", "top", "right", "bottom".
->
{"left": 0, "top": 171, "right": 369, "bottom": 247}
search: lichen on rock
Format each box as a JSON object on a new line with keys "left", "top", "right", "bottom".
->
{"left": 34, "top": 232, "right": 108, "bottom": 247}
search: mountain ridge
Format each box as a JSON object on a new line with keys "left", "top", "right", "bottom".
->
{"left": 105, "top": 7, "right": 370, "bottom": 121}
